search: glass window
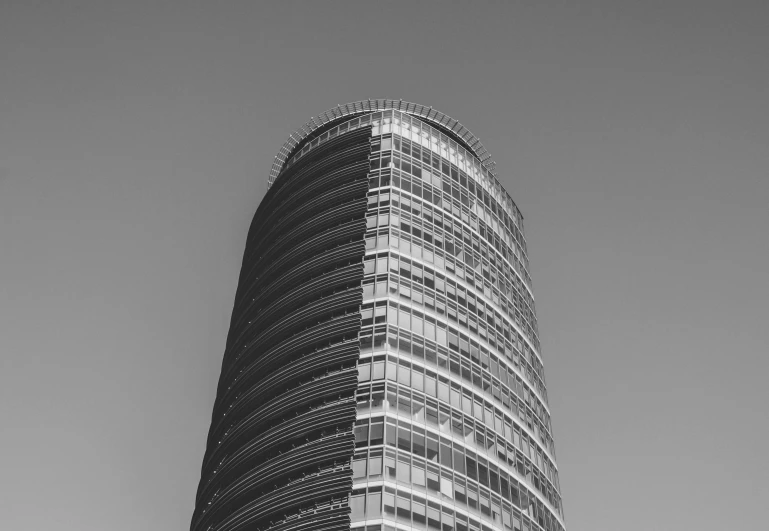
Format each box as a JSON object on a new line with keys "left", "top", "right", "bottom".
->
{"left": 440, "top": 442, "right": 452, "bottom": 468}
{"left": 442, "top": 507, "right": 455, "bottom": 531}
{"left": 352, "top": 456, "right": 366, "bottom": 478}
{"left": 407, "top": 425, "right": 424, "bottom": 455}
{"left": 454, "top": 479, "right": 467, "bottom": 505}
{"left": 467, "top": 485, "right": 478, "bottom": 510}
{"left": 398, "top": 425, "right": 411, "bottom": 451}
{"left": 358, "top": 363, "right": 370, "bottom": 382}
{"left": 350, "top": 492, "right": 365, "bottom": 520}
{"left": 397, "top": 454, "right": 410, "bottom": 483}
{"left": 396, "top": 492, "right": 412, "bottom": 523}
{"left": 426, "top": 434, "right": 439, "bottom": 462}
{"left": 386, "top": 422, "right": 396, "bottom": 447}
{"left": 427, "top": 468, "right": 440, "bottom": 494}
{"left": 453, "top": 448, "right": 465, "bottom": 474}
{"left": 425, "top": 373, "right": 437, "bottom": 397}
{"left": 373, "top": 360, "right": 385, "bottom": 380}
{"left": 413, "top": 497, "right": 427, "bottom": 527}
{"left": 367, "top": 489, "right": 382, "bottom": 518}
{"left": 384, "top": 488, "right": 396, "bottom": 516}
{"left": 385, "top": 454, "right": 397, "bottom": 479}
{"left": 477, "top": 460, "right": 489, "bottom": 487}
{"left": 370, "top": 419, "right": 384, "bottom": 445}
{"left": 428, "top": 504, "right": 441, "bottom": 530}
{"left": 440, "top": 473, "right": 454, "bottom": 500}
{"left": 413, "top": 460, "right": 426, "bottom": 487}
{"left": 438, "top": 379, "right": 450, "bottom": 403}
{"left": 465, "top": 454, "right": 477, "bottom": 481}
{"left": 354, "top": 420, "right": 368, "bottom": 446}
{"left": 370, "top": 454, "right": 383, "bottom": 477}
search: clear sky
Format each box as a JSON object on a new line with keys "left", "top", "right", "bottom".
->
{"left": 1, "top": 1, "right": 767, "bottom": 530}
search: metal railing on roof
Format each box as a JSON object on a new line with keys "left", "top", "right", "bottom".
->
{"left": 268, "top": 99, "right": 498, "bottom": 188}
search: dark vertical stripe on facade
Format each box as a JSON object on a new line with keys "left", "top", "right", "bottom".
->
{"left": 190, "top": 126, "right": 372, "bottom": 531}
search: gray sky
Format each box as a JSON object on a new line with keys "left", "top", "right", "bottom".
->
{"left": 1, "top": 1, "right": 767, "bottom": 530}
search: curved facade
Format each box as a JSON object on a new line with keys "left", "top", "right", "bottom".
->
{"left": 191, "top": 102, "right": 566, "bottom": 531}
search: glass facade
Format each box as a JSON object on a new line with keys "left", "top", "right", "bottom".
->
{"left": 350, "top": 110, "right": 564, "bottom": 531}
{"left": 190, "top": 102, "right": 565, "bottom": 531}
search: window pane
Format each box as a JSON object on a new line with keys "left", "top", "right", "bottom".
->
{"left": 385, "top": 456, "right": 396, "bottom": 479}
{"left": 397, "top": 460, "right": 410, "bottom": 483}
{"left": 413, "top": 499, "right": 427, "bottom": 527}
{"left": 440, "top": 476, "right": 454, "bottom": 499}
{"left": 350, "top": 494, "right": 365, "bottom": 520}
{"left": 370, "top": 420, "right": 384, "bottom": 445}
{"left": 413, "top": 461, "right": 426, "bottom": 487}
{"left": 398, "top": 426, "right": 411, "bottom": 451}
{"left": 384, "top": 491, "right": 396, "bottom": 516}
{"left": 396, "top": 493, "right": 411, "bottom": 523}
{"left": 367, "top": 491, "right": 382, "bottom": 518}
{"left": 428, "top": 507, "right": 441, "bottom": 530}
{"left": 352, "top": 457, "right": 366, "bottom": 478}
{"left": 354, "top": 421, "right": 369, "bottom": 446}
{"left": 426, "top": 437, "right": 439, "bottom": 462}
{"left": 413, "top": 432, "right": 426, "bottom": 457}
{"left": 370, "top": 456, "right": 383, "bottom": 477}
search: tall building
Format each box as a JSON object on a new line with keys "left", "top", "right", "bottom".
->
{"left": 190, "top": 100, "right": 565, "bottom": 531}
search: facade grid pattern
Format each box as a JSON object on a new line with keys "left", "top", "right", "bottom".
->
{"left": 190, "top": 103, "right": 565, "bottom": 531}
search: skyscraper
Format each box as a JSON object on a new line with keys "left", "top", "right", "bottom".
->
{"left": 190, "top": 100, "right": 565, "bottom": 531}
